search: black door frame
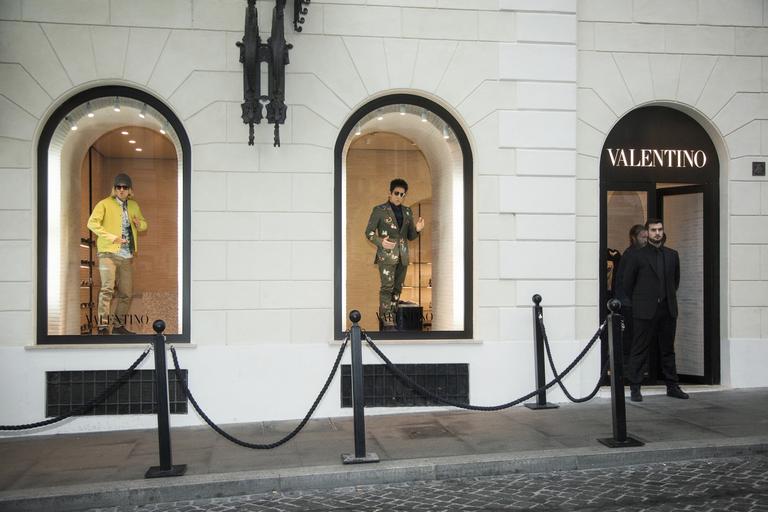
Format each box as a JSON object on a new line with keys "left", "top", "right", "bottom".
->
{"left": 599, "top": 107, "right": 720, "bottom": 385}
{"left": 656, "top": 184, "right": 714, "bottom": 384}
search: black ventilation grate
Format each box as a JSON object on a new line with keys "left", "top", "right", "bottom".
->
{"left": 45, "top": 370, "right": 188, "bottom": 417}
{"left": 341, "top": 363, "right": 469, "bottom": 407}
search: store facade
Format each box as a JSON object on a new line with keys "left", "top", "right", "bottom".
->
{"left": 0, "top": 0, "right": 766, "bottom": 433}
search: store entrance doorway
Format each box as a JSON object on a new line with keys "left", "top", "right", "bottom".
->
{"left": 600, "top": 106, "right": 719, "bottom": 385}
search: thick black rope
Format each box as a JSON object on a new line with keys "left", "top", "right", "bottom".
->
{"left": 364, "top": 323, "right": 603, "bottom": 411}
{"left": 539, "top": 315, "right": 608, "bottom": 403}
{"left": 169, "top": 336, "right": 348, "bottom": 449}
{"left": 0, "top": 347, "right": 151, "bottom": 431}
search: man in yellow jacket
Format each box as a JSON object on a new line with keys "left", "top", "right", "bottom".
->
{"left": 87, "top": 173, "right": 148, "bottom": 335}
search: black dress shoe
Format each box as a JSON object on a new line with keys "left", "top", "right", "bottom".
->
{"left": 112, "top": 325, "right": 136, "bottom": 335}
{"left": 97, "top": 327, "right": 109, "bottom": 336}
{"left": 630, "top": 385, "right": 642, "bottom": 402}
{"left": 667, "top": 385, "right": 689, "bottom": 399}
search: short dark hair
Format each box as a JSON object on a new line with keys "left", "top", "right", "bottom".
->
{"left": 645, "top": 218, "right": 664, "bottom": 230}
{"left": 628, "top": 224, "right": 646, "bottom": 243}
{"left": 390, "top": 178, "right": 408, "bottom": 193}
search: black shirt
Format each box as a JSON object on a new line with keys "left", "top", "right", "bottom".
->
{"left": 389, "top": 202, "right": 404, "bottom": 229}
{"left": 651, "top": 244, "right": 666, "bottom": 301}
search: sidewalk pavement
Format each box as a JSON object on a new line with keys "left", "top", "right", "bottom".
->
{"left": 1, "top": 387, "right": 767, "bottom": 511}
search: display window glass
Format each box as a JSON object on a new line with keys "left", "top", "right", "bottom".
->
{"left": 37, "top": 87, "right": 190, "bottom": 344}
{"left": 335, "top": 96, "right": 473, "bottom": 339}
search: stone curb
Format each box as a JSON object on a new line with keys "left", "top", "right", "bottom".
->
{"left": 1, "top": 435, "right": 766, "bottom": 512}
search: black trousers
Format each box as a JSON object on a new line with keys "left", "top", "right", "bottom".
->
{"left": 627, "top": 302, "right": 679, "bottom": 386}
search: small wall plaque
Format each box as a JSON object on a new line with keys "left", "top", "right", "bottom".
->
{"left": 753, "top": 162, "right": 766, "bottom": 176}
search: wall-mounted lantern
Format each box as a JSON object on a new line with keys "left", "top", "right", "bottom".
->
{"left": 237, "top": 0, "right": 310, "bottom": 147}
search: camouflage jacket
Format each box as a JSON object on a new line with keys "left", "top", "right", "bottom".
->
{"left": 365, "top": 202, "right": 420, "bottom": 265}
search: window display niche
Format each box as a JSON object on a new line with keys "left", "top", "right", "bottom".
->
{"left": 38, "top": 87, "right": 190, "bottom": 344}
{"left": 335, "top": 96, "right": 473, "bottom": 340}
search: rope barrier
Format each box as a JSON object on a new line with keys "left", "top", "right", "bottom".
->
{"left": 169, "top": 335, "right": 349, "bottom": 449}
{"left": 0, "top": 346, "right": 151, "bottom": 431}
{"left": 539, "top": 315, "right": 608, "bottom": 403}
{"left": 363, "top": 321, "right": 604, "bottom": 412}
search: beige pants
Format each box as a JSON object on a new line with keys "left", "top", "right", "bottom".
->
{"left": 96, "top": 253, "right": 133, "bottom": 328}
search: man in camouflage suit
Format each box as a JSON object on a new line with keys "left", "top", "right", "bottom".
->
{"left": 365, "top": 178, "right": 425, "bottom": 330}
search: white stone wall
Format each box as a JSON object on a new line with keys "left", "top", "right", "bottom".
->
{"left": 577, "top": 0, "right": 768, "bottom": 387}
{"left": 0, "top": 0, "right": 589, "bottom": 433}
{"left": 0, "top": 0, "right": 766, "bottom": 433}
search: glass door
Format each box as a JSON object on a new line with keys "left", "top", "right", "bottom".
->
{"left": 657, "top": 185, "right": 706, "bottom": 381}
{"left": 600, "top": 184, "right": 655, "bottom": 372}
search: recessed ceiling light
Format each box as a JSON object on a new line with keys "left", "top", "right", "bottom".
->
{"left": 135, "top": 148, "right": 143, "bottom": 152}
{"left": 128, "top": 140, "right": 136, "bottom": 144}
{"left": 113, "top": 97, "right": 120, "bottom": 112}
{"left": 121, "top": 131, "right": 129, "bottom": 135}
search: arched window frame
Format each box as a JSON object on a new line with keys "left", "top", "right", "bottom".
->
{"left": 36, "top": 85, "right": 191, "bottom": 344}
{"left": 334, "top": 94, "right": 473, "bottom": 340}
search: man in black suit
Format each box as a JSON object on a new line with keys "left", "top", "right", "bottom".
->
{"left": 623, "top": 218, "right": 689, "bottom": 402}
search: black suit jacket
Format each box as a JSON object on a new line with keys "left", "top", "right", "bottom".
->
{"left": 614, "top": 245, "right": 637, "bottom": 308}
{"left": 622, "top": 244, "right": 680, "bottom": 320}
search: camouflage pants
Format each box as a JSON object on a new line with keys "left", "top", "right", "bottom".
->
{"left": 378, "top": 262, "right": 408, "bottom": 324}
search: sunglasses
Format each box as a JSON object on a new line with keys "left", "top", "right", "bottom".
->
{"left": 115, "top": 185, "right": 130, "bottom": 190}
{"left": 392, "top": 190, "right": 406, "bottom": 197}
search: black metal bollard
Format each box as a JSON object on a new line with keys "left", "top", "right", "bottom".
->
{"left": 145, "top": 320, "right": 187, "bottom": 478}
{"left": 597, "top": 300, "right": 644, "bottom": 448}
{"left": 341, "top": 310, "right": 379, "bottom": 464}
{"left": 525, "top": 295, "right": 558, "bottom": 410}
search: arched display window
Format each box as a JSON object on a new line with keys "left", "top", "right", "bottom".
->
{"left": 37, "top": 86, "right": 191, "bottom": 344}
{"left": 334, "top": 94, "right": 473, "bottom": 339}
{"left": 599, "top": 105, "right": 719, "bottom": 384}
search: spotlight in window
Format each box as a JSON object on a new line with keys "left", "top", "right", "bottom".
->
{"left": 354, "top": 124, "right": 361, "bottom": 136}
{"left": 86, "top": 101, "right": 94, "bottom": 118}
{"left": 138, "top": 103, "right": 147, "bottom": 119}
{"left": 135, "top": 148, "right": 143, "bottom": 152}
{"left": 128, "top": 139, "right": 136, "bottom": 144}
{"left": 121, "top": 130, "right": 129, "bottom": 135}
{"left": 421, "top": 110, "right": 427, "bottom": 122}
{"left": 442, "top": 124, "right": 449, "bottom": 140}
{"left": 113, "top": 97, "right": 121, "bottom": 112}
{"left": 399, "top": 105, "right": 406, "bottom": 116}
{"left": 376, "top": 110, "right": 383, "bottom": 121}
{"left": 159, "top": 121, "right": 168, "bottom": 135}
{"left": 65, "top": 115, "right": 77, "bottom": 131}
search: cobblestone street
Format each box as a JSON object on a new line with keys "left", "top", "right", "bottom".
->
{"left": 88, "top": 455, "right": 768, "bottom": 512}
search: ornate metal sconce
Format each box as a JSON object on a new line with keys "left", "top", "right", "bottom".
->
{"left": 237, "top": 0, "right": 309, "bottom": 147}
{"left": 294, "top": 0, "right": 311, "bottom": 31}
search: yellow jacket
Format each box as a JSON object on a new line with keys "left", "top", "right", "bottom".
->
{"left": 87, "top": 197, "right": 148, "bottom": 254}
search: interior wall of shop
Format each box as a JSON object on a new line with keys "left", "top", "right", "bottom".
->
{"left": 92, "top": 153, "right": 180, "bottom": 334}
{"left": 2, "top": 0, "right": 762, "bottom": 433}
{"left": 577, "top": 0, "right": 768, "bottom": 388}
{"left": 345, "top": 135, "right": 432, "bottom": 333}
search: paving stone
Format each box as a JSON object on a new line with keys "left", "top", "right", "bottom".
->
{"left": 83, "top": 455, "right": 768, "bottom": 512}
